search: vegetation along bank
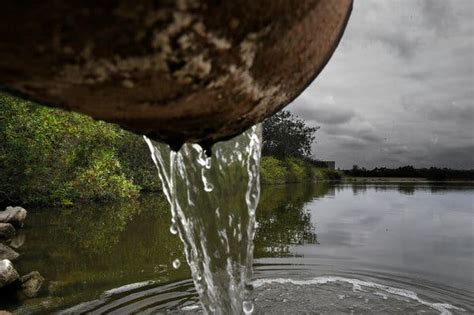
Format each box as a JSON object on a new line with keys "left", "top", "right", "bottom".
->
{"left": 1, "top": 94, "right": 333, "bottom": 206}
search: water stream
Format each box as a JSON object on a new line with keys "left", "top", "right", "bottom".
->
{"left": 144, "top": 126, "right": 261, "bottom": 314}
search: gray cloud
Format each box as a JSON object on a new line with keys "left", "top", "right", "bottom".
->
{"left": 371, "top": 30, "right": 422, "bottom": 59}
{"left": 286, "top": 0, "right": 474, "bottom": 169}
{"left": 401, "top": 90, "right": 474, "bottom": 123}
{"left": 420, "top": 0, "right": 459, "bottom": 35}
{"left": 291, "top": 102, "right": 356, "bottom": 125}
{"left": 322, "top": 123, "right": 383, "bottom": 145}
{"left": 408, "top": 145, "right": 474, "bottom": 169}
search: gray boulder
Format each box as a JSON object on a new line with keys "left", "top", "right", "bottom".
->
{"left": 0, "top": 207, "right": 27, "bottom": 227}
{"left": 8, "top": 233, "right": 25, "bottom": 249}
{"left": 0, "top": 244, "right": 19, "bottom": 261}
{"left": 0, "top": 259, "right": 19, "bottom": 289}
{"left": 21, "top": 271, "right": 44, "bottom": 298}
{"left": 0, "top": 223, "right": 15, "bottom": 239}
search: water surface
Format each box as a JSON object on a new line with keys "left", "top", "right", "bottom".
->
{"left": 2, "top": 182, "right": 473, "bottom": 313}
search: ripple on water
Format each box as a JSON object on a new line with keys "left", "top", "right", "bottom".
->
{"left": 59, "top": 276, "right": 471, "bottom": 314}
{"left": 251, "top": 277, "right": 468, "bottom": 315}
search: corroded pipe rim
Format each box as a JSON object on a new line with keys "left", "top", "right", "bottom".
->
{"left": 0, "top": 0, "right": 353, "bottom": 149}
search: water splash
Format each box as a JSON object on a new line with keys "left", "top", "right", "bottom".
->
{"left": 172, "top": 258, "right": 181, "bottom": 269}
{"left": 253, "top": 277, "right": 466, "bottom": 315}
{"left": 145, "top": 125, "right": 261, "bottom": 314}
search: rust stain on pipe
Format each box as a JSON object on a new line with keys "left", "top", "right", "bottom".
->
{"left": 0, "top": 0, "right": 352, "bottom": 148}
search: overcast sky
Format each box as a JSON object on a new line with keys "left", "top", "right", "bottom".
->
{"left": 287, "top": 0, "right": 473, "bottom": 169}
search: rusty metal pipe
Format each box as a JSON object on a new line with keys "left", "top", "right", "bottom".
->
{"left": 0, "top": 0, "right": 352, "bottom": 148}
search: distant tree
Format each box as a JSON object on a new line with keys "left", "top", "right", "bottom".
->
{"left": 262, "top": 110, "right": 319, "bottom": 158}
{"left": 343, "top": 165, "right": 474, "bottom": 180}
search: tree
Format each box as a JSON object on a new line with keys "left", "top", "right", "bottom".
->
{"left": 262, "top": 110, "right": 319, "bottom": 158}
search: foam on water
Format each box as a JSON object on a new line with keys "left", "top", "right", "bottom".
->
{"left": 253, "top": 276, "right": 465, "bottom": 315}
{"left": 103, "top": 280, "right": 156, "bottom": 297}
{"left": 57, "top": 273, "right": 471, "bottom": 314}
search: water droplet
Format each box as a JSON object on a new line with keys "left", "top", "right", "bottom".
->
{"left": 205, "top": 157, "right": 212, "bottom": 169}
{"left": 172, "top": 259, "right": 181, "bottom": 269}
{"left": 201, "top": 169, "right": 214, "bottom": 192}
{"left": 170, "top": 223, "right": 178, "bottom": 235}
{"left": 204, "top": 181, "right": 214, "bottom": 192}
{"left": 243, "top": 300, "right": 254, "bottom": 314}
{"left": 244, "top": 283, "right": 253, "bottom": 295}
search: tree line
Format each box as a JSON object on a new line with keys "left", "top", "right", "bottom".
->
{"left": 345, "top": 165, "right": 474, "bottom": 180}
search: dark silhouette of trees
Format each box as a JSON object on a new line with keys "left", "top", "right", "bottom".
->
{"left": 345, "top": 165, "right": 474, "bottom": 180}
{"left": 262, "top": 110, "right": 319, "bottom": 158}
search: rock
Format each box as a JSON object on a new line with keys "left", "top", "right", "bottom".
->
{"left": 0, "top": 223, "right": 15, "bottom": 239}
{"left": 0, "top": 244, "right": 19, "bottom": 261}
{"left": 20, "top": 271, "right": 44, "bottom": 298}
{"left": 0, "top": 311, "right": 13, "bottom": 315}
{"left": 7, "top": 233, "right": 25, "bottom": 249}
{"left": 0, "top": 0, "right": 352, "bottom": 146}
{"left": 0, "top": 259, "right": 19, "bottom": 289}
{"left": 0, "top": 207, "right": 27, "bottom": 227}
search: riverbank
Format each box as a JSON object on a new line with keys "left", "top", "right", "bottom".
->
{"left": 260, "top": 156, "right": 342, "bottom": 185}
{"left": 342, "top": 177, "right": 474, "bottom": 184}
{"left": 0, "top": 89, "right": 339, "bottom": 206}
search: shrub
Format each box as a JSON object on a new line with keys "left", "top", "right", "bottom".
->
{"left": 0, "top": 93, "right": 140, "bottom": 205}
{"left": 260, "top": 156, "right": 334, "bottom": 185}
{"left": 71, "top": 148, "right": 139, "bottom": 202}
{"left": 260, "top": 156, "right": 287, "bottom": 185}
{"left": 316, "top": 168, "right": 342, "bottom": 181}
{"left": 285, "top": 158, "right": 306, "bottom": 183}
{"left": 116, "top": 133, "right": 162, "bottom": 192}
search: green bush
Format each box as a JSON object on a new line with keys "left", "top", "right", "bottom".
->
{"left": 71, "top": 148, "right": 139, "bottom": 202}
{"left": 285, "top": 158, "right": 306, "bottom": 183}
{"left": 116, "top": 133, "right": 162, "bottom": 192}
{"left": 260, "top": 156, "right": 287, "bottom": 185}
{"left": 315, "top": 168, "right": 343, "bottom": 181}
{"left": 0, "top": 93, "right": 141, "bottom": 205}
{"left": 260, "top": 156, "right": 342, "bottom": 185}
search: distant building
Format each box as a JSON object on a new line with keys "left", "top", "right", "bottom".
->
{"left": 321, "top": 161, "right": 335, "bottom": 170}
{"left": 312, "top": 160, "right": 336, "bottom": 170}
{"left": 324, "top": 161, "right": 336, "bottom": 170}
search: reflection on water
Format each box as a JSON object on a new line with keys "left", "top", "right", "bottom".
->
{"left": 298, "top": 182, "right": 474, "bottom": 291}
{"left": 1, "top": 182, "right": 473, "bottom": 313}
{"left": 254, "top": 184, "right": 323, "bottom": 258}
{"left": 2, "top": 196, "right": 188, "bottom": 313}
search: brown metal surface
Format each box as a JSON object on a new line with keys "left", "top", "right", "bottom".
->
{"left": 0, "top": 0, "right": 352, "bottom": 147}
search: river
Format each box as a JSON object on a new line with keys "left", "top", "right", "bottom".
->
{"left": 2, "top": 182, "right": 473, "bottom": 314}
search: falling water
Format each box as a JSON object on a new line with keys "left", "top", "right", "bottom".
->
{"left": 144, "top": 125, "right": 261, "bottom": 314}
